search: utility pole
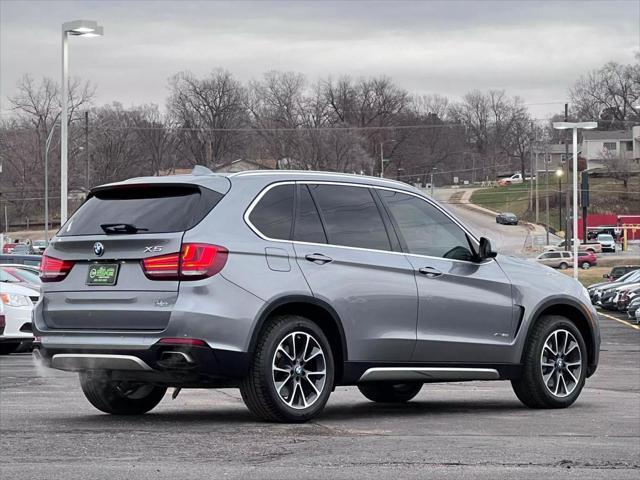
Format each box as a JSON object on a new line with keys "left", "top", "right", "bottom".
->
{"left": 430, "top": 167, "right": 438, "bottom": 197}
{"left": 558, "top": 174, "right": 563, "bottom": 236}
{"left": 529, "top": 122, "right": 534, "bottom": 211}
{"left": 564, "top": 103, "right": 570, "bottom": 250}
{"left": 535, "top": 150, "right": 540, "bottom": 224}
{"left": 545, "top": 151, "right": 550, "bottom": 245}
{"left": 380, "top": 142, "right": 384, "bottom": 178}
{"left": 84, "top": 111, "right": 90, "bottom": 190}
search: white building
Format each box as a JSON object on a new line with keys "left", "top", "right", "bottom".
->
{"left": 581, "top": 128, "right": 638, "bottom": 170}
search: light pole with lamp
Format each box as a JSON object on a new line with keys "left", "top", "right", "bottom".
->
{"left": 60, "top": 20, "right": 103, "bottom": 224}
{"left": 556, "top": 168, "right": 563, "bottom": 237}
{"left": 552, "top": 121, "right": 598, "bottom": 278}
{"left": 44, "top": 123, "right": 60, "bottom": 244}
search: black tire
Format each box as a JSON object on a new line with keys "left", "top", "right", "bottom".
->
{"left": 358, "top": 382, "right": 422, "bottom": 403}
{"left": 558, "top": 262, "right": 568, "bottom": 270}
{"left": 239, "top": 315, "right": 334, "bottom": 423}
{"left": 79, "top": 372, "right": 166, "bottom": 415}
{"left": 512, "top": 315, "right": 587, "bottom": 409}
{"left": 0, "top": 343, "right": 20, "bottom": 355}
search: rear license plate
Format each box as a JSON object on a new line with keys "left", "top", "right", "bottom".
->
{"left": 86, "top": 263, "right": 119, "bottom": 286}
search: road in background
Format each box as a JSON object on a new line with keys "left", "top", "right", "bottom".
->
{"left": 1, "top": 314, "right": 638, "bottom": 480}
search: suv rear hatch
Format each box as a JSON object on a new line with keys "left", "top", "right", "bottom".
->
{"left": 41, "top": 183, "right": 225, "bottom": 331}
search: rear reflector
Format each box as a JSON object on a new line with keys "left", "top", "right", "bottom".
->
{"left": 157, "top": 338, "right": 208, "bottom": 347}
{"left": 142, "top": 243, "right": 228, "bottom": 280}
{"left": 40, "top": 255, "right": 75, "bottom": 282}
{"left": 0, "top": 315, "right": 5, "bottom": 329}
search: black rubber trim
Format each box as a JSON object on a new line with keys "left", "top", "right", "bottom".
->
{"left": 522, "top": 296, "right": 600, "bottom": 375}
{"left": 248, "top": 294, "right": 348, "bottom": 361}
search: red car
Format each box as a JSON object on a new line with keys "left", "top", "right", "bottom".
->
{"left": 577, "top": 251, "right": 597, "bottom": 269}
{"left": 2, "top": 243, "right": 17, "bottom": 254}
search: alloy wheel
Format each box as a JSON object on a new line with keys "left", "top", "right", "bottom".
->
{"left": 540, "top": 329, "right": 582, "bottom": 398}
{"left": 272, "top": 331, "right": 327, "bottom": 409}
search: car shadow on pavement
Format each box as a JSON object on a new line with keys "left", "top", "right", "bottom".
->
{"left": 57, "top": 398, "right": 529, "bottom": 426}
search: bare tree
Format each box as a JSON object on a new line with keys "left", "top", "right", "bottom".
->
{"left": 168, "top": 70, "right": 249, "bottom": 168}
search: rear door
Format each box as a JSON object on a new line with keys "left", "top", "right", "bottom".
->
{"left": 42, "top": 184, "right": 224, "bottom": 331}
{"left": 292, "top": 183, "right": 418, "bottom": 362}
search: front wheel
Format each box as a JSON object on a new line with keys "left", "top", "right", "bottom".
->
{"left": 581, "top": 262, "right": 591, "bottom": 270}
{"left": 511, "top": 315, "right": 587, "bottom": 408}
{"left": 358, "top": 382, "right": 422, "bottom": 403}
{"left": 239, "top": 315, "right": 334, "bottom": 422}
{"left": 79, "top": 372, "right": 166, "bottom": 415}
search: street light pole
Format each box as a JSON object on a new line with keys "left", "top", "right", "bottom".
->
{"left": 379, "top": 142, "right": 384, "bottom": 178}
{"left": 60, "top": 20, "right": 103, "bottom": 225}
{"left": 553, "top": 121, "right": 598, "bottom": 279}
{"left": 44, "top": 124, "right": 59, "bottom": 244}
{"left": 545, "top": 152, "right": 549, "bottom": 245}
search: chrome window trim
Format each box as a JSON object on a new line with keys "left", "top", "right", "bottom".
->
{"left": 243, "top": 180, "right": 491, "bottom": 266}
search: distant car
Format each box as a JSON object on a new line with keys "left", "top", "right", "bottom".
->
{"left": 602, "top": 265, "right": 639, "bottom": 281}
{"left": 32, "top": 240, "right": 47, "bottom": 255}
{"left": 618, "top": 286, "right": 640, "bottom": 312}
{"left": 544, "top": 239, "right": 601, "bottom": 254}
{"left": 628, "top": 297, "right": 640, "bottom": 321}
{"left": 597, "top": 233, "right": 616, "bottom": 253}
{"left": 11, "top": 244, "right": 35, "bottom": 255}
{"left": 496, "top": 212, "right": 518, "bottom": 225}
{"left": 0, "top": 254, "right": 42, "bottom": 267}
{"left": 588, "top": 270, "right": 640, "bottom": 305}
{"left": 600, "top": 282, "right": 640, "bottom": 311}
{"left": 0, "top": 265, "right": 41, "bottom": 291}
{"left": 497, "top": 173, "right": 527, "bottom": 186}
{"left": 535, "top": 251, "right": 573, "bottom": 270}
{"left": 0, "top": 282, "right": 38, "bottom": 354}
{"left": 577, "top": 251, "right": 597, "bottom": 269}
{"left": 2, "top": 243, "right": 17, "bottom": 254}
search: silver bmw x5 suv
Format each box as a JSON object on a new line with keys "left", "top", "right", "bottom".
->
{"left": 33, "top": 169, "right": 600, "bottom": 422}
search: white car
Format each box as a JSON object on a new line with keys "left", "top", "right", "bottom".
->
{"left": 0, "top": 282, "right": 38, "bottom": 354}
{"left": 597, "top": 233, "right": 616, "bottom": 252}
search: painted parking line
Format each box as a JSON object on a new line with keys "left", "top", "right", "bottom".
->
{"left": 598, "top": 311, "right": 640, "bottom": 331}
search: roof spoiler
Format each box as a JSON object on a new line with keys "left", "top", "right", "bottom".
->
{"left": 192, "top": 165, "right": 214, "bottom": 176}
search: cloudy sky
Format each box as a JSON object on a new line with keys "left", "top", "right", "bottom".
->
{"left": 1, "top": 0, "right": 638, "bottom": 118}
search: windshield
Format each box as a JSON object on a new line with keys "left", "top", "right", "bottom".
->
{"left": 598, "top": 234, "right": 613, "bottom": 241}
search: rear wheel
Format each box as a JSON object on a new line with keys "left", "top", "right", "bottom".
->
{"left": 559, "top": 262, "right": 568, "bottom": 270}
{"left": 79, "top": 372, "right": 166, "bottom": 415}
{"left": 358, "top": 382, "right": 422, "bottom": 403}
{"left": 239, "top": 315, "right": 334, "bottom": 423}
{"left": 512, "top": 315, "right": 587, "bottom": 409}
{"left": 0, "top": 343, "right": 20, "bottom": 355}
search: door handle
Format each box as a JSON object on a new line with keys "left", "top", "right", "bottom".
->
{"left": 418, "top": 266, "right": 443, "bottom": 278}
{"left": 305, "top": 253, "right": 333, "bottom": 265}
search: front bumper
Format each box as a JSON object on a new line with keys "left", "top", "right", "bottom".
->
{"left": 0, "top": 304, "right": 34, "bottom": 343}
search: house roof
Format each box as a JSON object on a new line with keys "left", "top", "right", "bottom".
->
{"left": 582, "top": 130, "right": 632, "bottom": 141}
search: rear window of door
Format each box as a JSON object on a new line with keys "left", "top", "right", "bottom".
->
{"left": 378, "top": 190, "right": 474, "bottom": 261}
{"left": 248, "top": 184, "right": 295, "bottom": 240}
{"left": 308, "top": 184, "right": 391, "bottom": 251}
{"left": 294, "top": 185, "right": 327, "bottom": 244}
{"left": 59, "top": 185, "right": 224, "bottom": 236}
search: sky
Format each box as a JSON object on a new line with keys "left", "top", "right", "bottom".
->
{"left": 1, "top": 0, "right": 639, "bottom": 119}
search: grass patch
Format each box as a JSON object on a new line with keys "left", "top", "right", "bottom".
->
{"left": 560, "top": 266, "right": 609, "bottom": 287}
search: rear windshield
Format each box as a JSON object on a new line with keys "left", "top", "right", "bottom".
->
{"left": 58, "top": 185, "right": 224, "bottom": 236}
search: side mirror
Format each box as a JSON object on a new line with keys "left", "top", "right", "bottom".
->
{"left": 602, "top": 274, "right": 610, "bottom": 279}
{"left": 478, "top": 237, "right": 497, "bottom": 261}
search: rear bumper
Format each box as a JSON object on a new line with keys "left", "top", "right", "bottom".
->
{"left": 34, "top": 341, "right": 250, "bottom": 387}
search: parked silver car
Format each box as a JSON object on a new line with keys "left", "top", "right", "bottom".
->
{"left": 33, "top": 169, "right": 600, "bottom": 422}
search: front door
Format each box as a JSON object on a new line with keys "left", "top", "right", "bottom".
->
{"left": 377, "top": 189, "right": 515, "bottom": 364}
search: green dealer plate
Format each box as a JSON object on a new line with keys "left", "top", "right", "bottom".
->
{"left": 86, "top": 263, "right": 119, "bottom": 286}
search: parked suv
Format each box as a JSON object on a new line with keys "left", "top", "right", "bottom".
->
{"left": 33, "top": 170, "right": 600, "bottom": 422}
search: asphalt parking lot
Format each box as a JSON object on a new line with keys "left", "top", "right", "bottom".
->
{"left": 1, "top": 313, "right": 638, "bottom": 480}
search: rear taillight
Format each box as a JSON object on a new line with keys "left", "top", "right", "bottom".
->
{"left": 40, "top": 255, "right": 75, "bottom": 282}
{"left": 142, "top": 243, "right": 228, "bottom": 280}
{"left": 0, "top": 315, "right": 5, "bottom": 329}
